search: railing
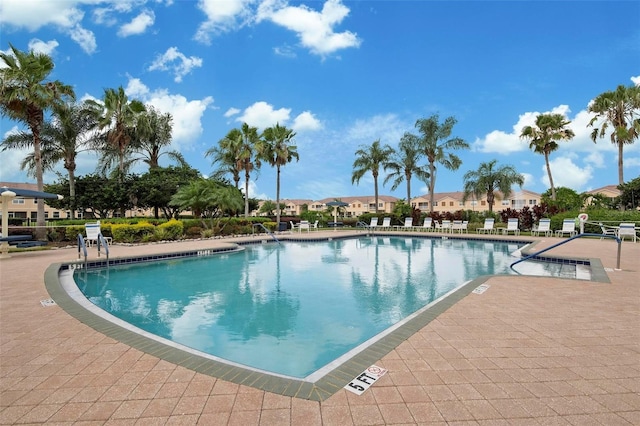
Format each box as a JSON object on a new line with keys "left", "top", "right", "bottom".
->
{"left": 252, "top": 223, "right": 280, "bottom": 243}
{"left": 356, "top": 221, "right": 373, "bottom": 233}
{"left": 510, "top": 233, "right": 621, "bottom": 272}
{"left": 97, "top": 233, "right": 110, "bottom": 260}
{"left": 77, "top": 233, "right": 87, "bottom": 263}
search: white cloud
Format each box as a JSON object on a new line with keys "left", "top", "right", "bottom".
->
{"left": 545, "top": 156, "right": 593, "bottom": 191}
{"left": 520, "top": 172, "right": 535, "bottom": 188}
{"left": 292, "top": 111, "right": 322, "bottom": 132}
{"left": 194, "top": 0, "right": 253, "bottom": 44}
{"left": 118, "top": 10, "right": 155, "bottom": 37}
{"left": 346, "top": 113, "right": 407, "bottom": 147}
{"left": 0, "top": 0, "right": 85, "bottom": 31}
{"left": 148, "top": 47, "right": 203, "bottom": 82}
{"left": 224, "top": 107, "right": 241, "bottom": 117}
{"left": 258, "top": 0, "right": 361, "bottom": 57}
{"left": 125, "top": 77, "right": 214, "bottom": 149}
{"left": 236, "top": 101, "right": 291, "bottom": 130}
{"left": 67, "top": 24, "right": 97, "bottom": 54}
{"left": 27, "top": 39, "right": 59, "bottom": 56}
{"left": 631, "top": 75, "right": 640, "bottom": 86}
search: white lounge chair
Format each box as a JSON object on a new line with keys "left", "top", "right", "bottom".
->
{"left": 84, "top": 221, "right": 111, "bottom": 247}
{"left": 311, "top": 220, "right": 319, "bottom": 231}
{"left": 555, "top": 219, "right": 577, "bottom": 237}
{"left": 420, "top": 217, "right": 433, "bottom": 232}
{"left": 532, "top": 218, "right": 552, "bottom": 237}
{"left": 502, "top": 218, "right": 520, "bottom": 236}
{"left": 599, "top": 222, "right": 616, "bottom": 240}
{"left": 290, "top": 221, "right": 299, "bottom": 232}
{"left": 379, "top": 217, "right": 391, "bottom": 230}
{"left": 451, "top": 220, "right": 468, "bottom": 233}
{"left": 617, "top": 223, "right": 637, "bottom": 242}
{"left": 368, "top": 217, "right": 379, "bottom": 229}
{"left": 440, "top": 220, "right": 452, "bottom": 233}
{"left": 476, "top": 218, "right": 495, "bottom": 234}
{"left": 396, "top": 217, "right": 414, "bottom": 231}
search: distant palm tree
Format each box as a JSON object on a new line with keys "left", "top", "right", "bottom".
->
{"left": 462, "top": 159, "right": 524, "bottom": 213}
{"left": 87, "top": 86, "right": 146, "bottom": 176}
{"left": 415, "top": 114, "right": 469, "bottom": 213}
{"left": 383, "top": 132, "right": 429, "bottom": 205}
{"left": 258, "top": 123, "right": 299, "bottom": 226}
{"left": 237, "top": 123, "right": 261, "bottom": 217}
{"left": 588, "top": 84, "right": 640, "bottom": 186}
{"left": 206, "top": 128, "right": 243, "bottom": 189}
{"left": 1, "top": 100, "right": 96, "bottom": 217}
{"left": 352, "top": 139, "right": 394, "bottom": 214}
{"left": 128, "top": 106, "right": 186, "bottom": 170}
{"left": 0, "top": 44, "right": 75, "bottom": 237}
{"left": 520, "top": 113, "right": 575, "bottom": 201}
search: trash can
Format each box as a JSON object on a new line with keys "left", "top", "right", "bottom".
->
{"left": 278, "top": 222, "right": 287, "bottom": 232}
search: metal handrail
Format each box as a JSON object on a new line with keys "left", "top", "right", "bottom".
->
{"left": 77, "top": 233, "right": 87, "bottom": 263}
{"left": 97, "top": 233, "right": 110, "bottom": 260}
{"left": 510, "top": 233, "right": 622, "bottom": 272}
{"left": 252, "top": 223, "right": 280, "bottom": 243}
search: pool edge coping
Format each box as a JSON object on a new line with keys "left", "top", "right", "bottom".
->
{"left": 44, "top": 235, "right": 610, "bottom": 402}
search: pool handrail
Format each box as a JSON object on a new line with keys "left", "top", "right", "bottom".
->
{"left": 97, "top": 233, "right": 110, "bottom": 260}
{"left": 77, "top": 233, "right": 87, "bottom": 263}
{"left": 252, "top": 223, "right": 280, "bottom": 243}
{"left": 510, "top": 233, "right": 621, "bottom": 272}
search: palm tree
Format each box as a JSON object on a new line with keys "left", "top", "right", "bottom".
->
{"left": 0, "top": 44, "right": 75, "bottom": 237}
{"left": 1, "top": 100, "right": 96, "bottom": 217}
{"left": 415, "top": 114, "right": 469, "bottom": 213}
{"left": 206, "top": 128, "right": 244, "bottom": 189}
{"left": 87, "top": 86, "right": 146, "bottom": 176}
{"left": 520, "top": 113, "right": 575, "bottom": 201}
{"left": 383, "top": 132, "right": 429, "bottom": 205}
{"left": 258, "top": 123, "right": 299, "bottom": 226}
{"left": 238, "top": 123, "right": 261, "bottom": 217}
{"left": 588, "top": 84, "right": 640, "bottom": 186}
{"left": 352, "top": 139, "right": 394, "bottom": 214}
{"left": 128, "top": 106, "right": 186, "bottom": 170}
{"left": 462, "top": 159, "right": 524, "bottom": 213}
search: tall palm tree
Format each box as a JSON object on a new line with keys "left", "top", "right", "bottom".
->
{"left": 462, "top": 159, "right": 524, "bottom": 213}
{"left": 258, "top": 123, "right": 299, "bottom": 226}
{"left": 588, "top": 84, "right": 640, "bottom": 186}
{"left": 87, "top": 86, "right": 146, "bottom": 176}
{"left": 206, "top": 128, "right": 244, "bottom": 189}
{"left": 415, "top": 114, "right": 469, "bottom": 213}
{"left": 383, "top": 132, "right": 429, "bottom": 205}
{"left": 1, "top": 100, "right": 96, "bottom": 217}
{"left": 128, "top": 106, "right": 186, "bottom": 170}
{"left": 352, "top": 139, "right": 394, "bottom": 214}
{"left": 520, "top": 113, "right": 575, "bottom": 201}
{"left": 0, "top": 44, "right": 75, "bottom": 237}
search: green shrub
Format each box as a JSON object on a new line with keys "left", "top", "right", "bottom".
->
{"left": 156, "top": 219, "right": 183, "bottom": 240}
{"left": 111, "top": 222, "right": 155, "bottom": 243}
{"left": 65, "top": 225, "right": 86, "bottom": 241}
{"left": 201, "top": 229, "right": 214, "bottom": 238}
{"left": 186, "top": 226, "right": 202, "bottom": 237}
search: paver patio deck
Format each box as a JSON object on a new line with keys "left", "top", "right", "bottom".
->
{"left": 1, "top": 230, "right": 638, "bottom": 425}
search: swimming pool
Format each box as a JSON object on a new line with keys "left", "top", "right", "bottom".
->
{"left": 69, "top": 236, "right": 583, "bottom": 380}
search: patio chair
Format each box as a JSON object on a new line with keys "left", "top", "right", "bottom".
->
{"left": 367, "top": 217, "right": 379, "bottom": 229}
{"left": 298, "top": 220, "right": 310, "bottom": 233}
{"left": 379, "top": 217, "right": 392, "bottom": 230}
{"left": 532, "top": 218, "right": 552, "bottom": 237}
{"left": 84, "top": 221, "right": 111, "bottom": 247}
{"left": 311, "top": 220, "right": 319, "bottom": 231}
{"left": 440, "top": 220, "right": 452, "bottom": 233}
{"left": 290, "top": 221, "right": 299, "bottom": 232}
{"left": 599, "top": 222, "right": 617, "bottom": 240}
{"left": 617, "top": 223, "right": 637, "bottom": 242}
{"left": 476, "top": 218, "right": 495, "bottom": 234}
{"left": 502, "top": 218, "right": 520, "bottom": 236}
{"left": 420, "top": 217, "right": 433, "bottom": 232}
{"left": 451, "top": 220, "right": 466, "bottom": 233}
{"left": 396, "top": 217, "right": 414, "bottom": 231}
{"left": 555, "top": 219, "right": 577, "bottom": 237}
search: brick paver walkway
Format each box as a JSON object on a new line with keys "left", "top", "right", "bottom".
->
{"left": 1, "top": 232, "right": 638, "bottom": 424}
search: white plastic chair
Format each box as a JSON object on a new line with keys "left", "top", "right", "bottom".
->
{"left": 368, "top": 217, "right": 379, "bottom": 228}
{"left": 532, "top": 219, "right": 552, "bottom": 237}
{"left": 379, "top": 217, "right": 392, "bottom": 230}
{"left": 476, "top": 218, "right": 495, "bottom": 234}
{"left": 502, "top": 218, "right": 520, "bottom": 236}
{"left": 84, "top": 221, "right": 111, "bottom": 247}
{"left": 555, "top": 219, "right": 577, "bottom": 237}
{"left": 421, "top": 217, "right": 433, "bottom": 232}
{"left": 617, "top": 223, "right": 637, "bottom": 242}
{"left": 396, "top": 217, "right": 414, "bottom": 231}
{"left": 311, "top": 220, "right": 319, "bottom": 231}
{"left": 599, "top": 222, "right": 617, "bottom": 240}
{"left": 298, "top": 220, "right": 310, "bottom": 233}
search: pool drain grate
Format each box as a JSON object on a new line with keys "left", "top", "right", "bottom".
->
{"left": 40, "top": 299, "right": 57, "bottom": 307}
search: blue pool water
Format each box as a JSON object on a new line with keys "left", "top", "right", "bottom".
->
{"left": 73, "top": 236, "right": 572, "bottom": 378}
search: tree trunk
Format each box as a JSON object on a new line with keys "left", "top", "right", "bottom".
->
{"left": 29, "top": 114, "right": 46, "bottom": 240}
{"left": 275, "top": 166, "right": 281, "bottom": 228}
{"left": 618, "top": 141, "right": 624, "bottom": 186}
{"left": 373, "top": 172, "right": 379, "bottom": 214}
{"left": 428, "top": 161, "right": 436, "bottom": 213}
{"left": 544, "top": 152, "right": 556, "bottom": 201}
{"left": 244, "top": 168, "right": 250, "bottom": 218}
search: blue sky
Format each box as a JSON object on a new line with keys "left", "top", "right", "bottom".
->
{"left": 1, "top": 0, "right": 639, "bottom": 202}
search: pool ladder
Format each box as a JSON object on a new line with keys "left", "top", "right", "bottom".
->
{"left": 252, "top": 223, "right": 280, "bottom": 243}
{"left": 510, "top": 233, "right": 622, "bottom": 273}
{"left": 77, "top": 233, "right": 110, "bottom": 264}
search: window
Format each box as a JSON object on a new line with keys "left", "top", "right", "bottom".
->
{"left": 449, "top": 201, "right": 454, "bottom": 207}
{"left": 481, "top": 201, "right": 486, "bottom": 206}
{"left": 418, "top": 202, "right": 428, "bottom": 209}
{"left": 471, "top": 201, "right": 477, "bottom": 206}
{"left": 378, "top": 203, "right": 383, "bottom": 208}
{"left": 502, "top": 200, "right": 510, "bottom": 206}
{"left": 529, "top": 199, "right": 535, "bottom": 205}
{"left": 434, "top": 202, "right": 438, "bottom": 206}
{"left": 459, "top": 202, "right": 464, "bottom": 206}
{"left": 12, "top": 198, "right": 25, "bottom": 204}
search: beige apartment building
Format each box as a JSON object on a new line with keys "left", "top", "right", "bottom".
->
{"left": 410, "top": 189, "right": 543, "bottom": 214}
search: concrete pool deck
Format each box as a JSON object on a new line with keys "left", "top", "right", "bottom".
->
{"left": 1, "top": 231, "right": 638, "bottom": 424}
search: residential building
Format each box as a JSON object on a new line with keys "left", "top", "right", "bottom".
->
{"left": 411, "top": 189, "right": 542, "bottom": 214}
